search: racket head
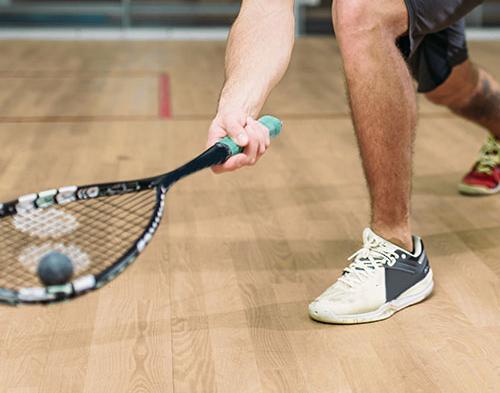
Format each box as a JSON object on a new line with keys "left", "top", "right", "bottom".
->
{"left": 0, "top": 142, "right": 229, "bottom": 305}
{"left": 0, "top": 115, "right": 282, "bottom": 305}
{"left": 0, "top": 180, "right": 166, "bottom": 304}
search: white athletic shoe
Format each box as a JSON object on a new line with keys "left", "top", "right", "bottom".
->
{"left": 308, "top": 228, "right": 434, "bottom": 324}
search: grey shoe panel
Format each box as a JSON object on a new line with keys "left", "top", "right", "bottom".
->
{"left": 385, "top": 245, "right": 431, "bottom": 301}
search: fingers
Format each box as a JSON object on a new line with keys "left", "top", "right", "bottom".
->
{"left": 253, "top": 117, "right": 270, "bottom": 152}
{"left": 208, "top": 115, "right": 271, "bottom": 174}
{"left": 206, "top": 124, "right": 227, "bottom": 149}
{"left": 206, "top": 115, "right": 248, "bottom": 149}
{"left": 212, "top": 132, "right": 258, "bottom": 172}
{"left": 245, "top": 117, "right": 267, "bottom": 159}
{"left": 222, "top": 119, "right": 249, "bottom": 147}
{"left": 211, "top": 154, "right": 247, "bottom": 173}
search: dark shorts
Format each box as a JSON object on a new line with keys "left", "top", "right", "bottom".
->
{"left": 398, "top": 0, "right": 483, "bottom": 92}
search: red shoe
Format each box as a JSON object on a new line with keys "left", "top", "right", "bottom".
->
{"left": 459, "top": 135, "right": 500, "bottom": 195}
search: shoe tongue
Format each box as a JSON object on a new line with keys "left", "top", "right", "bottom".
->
{"left": 362, "top": 228, "right": 402, "bottom": 254}
{"left": 488, "top": 134, "right": 500, "bottom": 146}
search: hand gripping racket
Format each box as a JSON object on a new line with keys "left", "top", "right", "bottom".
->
{"left": 0, "top": 115, "right": 282, "bottom": 304}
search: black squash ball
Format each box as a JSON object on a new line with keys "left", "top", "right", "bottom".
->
{"left": 37, "top": 252, "right": 74, "bottom": 286}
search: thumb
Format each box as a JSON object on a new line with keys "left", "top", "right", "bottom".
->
{"left": 225, "top": 120, "right": 249, "bottom": 147}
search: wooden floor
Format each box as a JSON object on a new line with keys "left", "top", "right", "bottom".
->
{"left": 0, "top": 39, "right": 498, "bottom": 393}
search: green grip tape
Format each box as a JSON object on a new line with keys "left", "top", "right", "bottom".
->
{"left": 218, "top": 115, "right": 283, "bottom": 156}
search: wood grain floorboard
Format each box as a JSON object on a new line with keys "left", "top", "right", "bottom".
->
{"left": 0, "top": 39, "right": 498, "bottom": 393}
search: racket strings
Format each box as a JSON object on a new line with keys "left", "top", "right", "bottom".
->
{"left": 2, "top": 190, "right": 159, "bottom": 289}
{"left": 68, "top": 206, "right": 157, "bottom": 250}
{"left": 17, "top": 200, "right": 155, "bottom": 262}
{"left": 69, "top": 189, "right": 154, "bottom": 222}
{"left": 0, "top": 188, "right": 160, "bottom": 290}
{"left": 0, "top": 191, "right": 154, "bottom": 254}
{"left": 68, "top": 195, "right": 157, "bottom": 241}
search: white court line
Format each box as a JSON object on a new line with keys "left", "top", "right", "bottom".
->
{"left": 0, "top": 27, "right": 230, "bottom": 41}
{"left": 0, "top": 27, "right": 499, "bottom": 41}
{"left": 466, "top": 28, "right": 500, "bottom": 41}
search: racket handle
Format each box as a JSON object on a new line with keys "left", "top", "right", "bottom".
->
{"left": 218, "top": 115, "right": 283, "bottom": 156}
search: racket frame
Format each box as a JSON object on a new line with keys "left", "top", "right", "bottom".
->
{"left": 0, "top": 143, "right": 229, "bottom": 304}
{"left": 0, "top": 115, "right": 282, "bottom": 304}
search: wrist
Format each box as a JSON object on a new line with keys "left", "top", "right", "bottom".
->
{"left": 217, "top": 85, "right": 262, "bottom": 118}
{"left": 217, "top": 100, "right": 251, "bottom": 120}
{"left": 215, "top": 107, "right": 249, "bottom": 123}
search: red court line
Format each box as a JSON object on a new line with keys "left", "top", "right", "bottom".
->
{"left": 159, "top": 73, "right": 171, "bottom": 119}
{"left": 0, "top": 112, "right": 455, "bottom": 123}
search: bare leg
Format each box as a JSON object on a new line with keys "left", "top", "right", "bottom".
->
{"left": 333, "top": 0, "right": 415, "bottom": 250}
{"left": 426, "top": 60, "right": 500, "bottom": 139}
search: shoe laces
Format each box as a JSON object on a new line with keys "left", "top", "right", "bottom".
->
{"left": 339, "top": 236, "right": 399, "bottom": 287}
{"left": 476, "top": 135, "right": 500, "bottom": 174}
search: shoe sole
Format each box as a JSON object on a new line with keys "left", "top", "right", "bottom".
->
{"left": 309, "top": 269, "right": 434, "bottom": 324}
{"left": 458, "top": 183, "right": 500, "bottom": 195}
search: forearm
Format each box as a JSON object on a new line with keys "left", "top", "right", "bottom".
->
{"left": 218, "top": 0, "right": 295, "bottom": 117}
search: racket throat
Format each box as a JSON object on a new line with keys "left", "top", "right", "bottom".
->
{"left": 158, "top": 144, "right": 230, "bottom": 187}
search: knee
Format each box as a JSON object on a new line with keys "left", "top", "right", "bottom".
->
{"left": 333, "top": 0, "right": 408, "bottom": 44}
{"left": 425, "top": 63, "right": 480, "bottom": 107}
{"left": 425, "top": 89, "right": 458, "bottom": 107}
